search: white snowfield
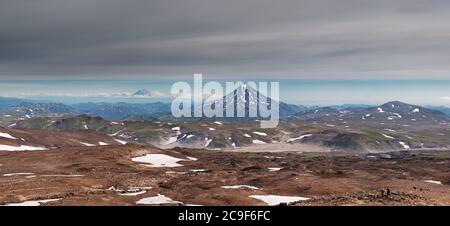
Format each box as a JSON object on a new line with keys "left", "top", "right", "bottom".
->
{"left": 136, "top": 194, "right": 182, "bottom": 205}
{"left": 253, "top": 131, "right": 267, "bottom": 136}
{"left": 0, "top": 144, "right": 47, "bottom": 151}
{"left": 221, "top": 185, "right": 260, "bottom": 190}
{"left": 132, "top": 154, "right": 187, "bottom": 167}
{"left": 249, "top": 195, "right": 310, "bottom": 206}
{"left": 2, "top": 198, "right": 61, "bottom": 206}
{"left": 287, "top": 134, "right": 312, "bottom": 143}
{"left": 424, "top": 180, "right": 442, "bottom": 185}
{"left": 0, "top": 132, "right": 17, "bottom": 139}
{"left": 98, "top": 142, "right": 108, "bottom": 146}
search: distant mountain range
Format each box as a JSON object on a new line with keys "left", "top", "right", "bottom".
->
{"left": 1, "top": 101, "right": 170, "bottom": 120}
{"left": 426, "top": 105, "right": 450, "bottom": 116}
{"left": 292, "top": 101, "right": 448, "bottom": 122}
{"left": 9, "top": 100, "right": 450, "bottom": 152}
{"left": 1, "top": 87, "right": 450, "bottom": 120}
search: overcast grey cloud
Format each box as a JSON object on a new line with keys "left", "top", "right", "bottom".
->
{"left": 1, "top": 0, "right": 450, "bottom": 79}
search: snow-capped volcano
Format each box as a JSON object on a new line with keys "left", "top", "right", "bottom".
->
{"left": 133, "top": 89, "right": 152, "bottom": 96}
{"left": 200, "top": 85, "right": 303, "bottom": 118}
{"left": 222, "top": 85, "right": 272, "bottom": 117}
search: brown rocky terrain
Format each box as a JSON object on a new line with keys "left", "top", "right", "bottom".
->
{"left": 0, "top": 140, "right": 448, "bottom": 206}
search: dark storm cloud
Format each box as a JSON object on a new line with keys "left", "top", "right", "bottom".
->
{"left": 1, "top": 0, "right": 450, "bottom": 79}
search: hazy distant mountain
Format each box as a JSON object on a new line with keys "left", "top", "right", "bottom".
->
{"left": 14, "top": 114, "right": 109, "bottom": 132}
{"left": 0, "top": 97, "right": 27, "bottom": 111}
{"left": 362, "top": 101, "right": 448, "bottom": 121}
{"left": 291, "top": 107, "right": 341, "bottom": 120}
{"left": 132, "top": 89, "right": 152, "bottom": 96}
{"left": 9, "top": 102, "right": 77, "bottom": 116}
{"left": 290, "top": 101, "right": 448, "bottom": 122}
{"left": 72, "top": 102, "right": 171, "bottom": 120}
{"left": 2, "top": 101, "right": 171, "bottom": 120}
{"left": 330, "top": 104, "right": 375, "bottom": 110}
{"left": 426, "top": 105, "right": 450, "bottom": 116}
{"left": 129, "top": 89, "right": 169, "bottom": 98}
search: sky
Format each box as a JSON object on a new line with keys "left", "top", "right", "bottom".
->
{"left": 0, "top": 1, "right": 449, "bottom": 106}
{"left": 1, "top": 0, "right": 450, "bottom": 80}
{"left": 0, "top": 79, "right": 449, "bottom": 106}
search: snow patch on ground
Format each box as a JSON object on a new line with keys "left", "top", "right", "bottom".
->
{"left": 213, "top": 121, "right": 223, "bottom": 125}
{"left": 399, "top": 141, "right": 410, "bottom": 149}
{"left": 268, "top": 167, "right": 283, "bottom": 172}
{"left": 41, "top": 174, "right": 84, "bottom": 177}
{"left": 114, "top": 139, "right": 127, "bottom": 145}
{"left": 2, "top": 198, "right": 61, "bottom": 206}
{"left": 186, "top": 156, "right": 198, "bottom": 161}
{"left": 0, "top": 144, "right": 47, "bottom": 151}
{"left": 424, "top": 180, "right": 442, "bottom": 185}
{"left": 221, "top": 185, "right": 259, "bottom": 190}
{"left": 119, "top": 190, "right": 147, "bottom": 196}
{"left": 171, "top": 126, "right": 180, "bottom": 131}
{"left": 79, "top": 142, "right": 95, "bottom": 146}
{"left": 205, "top": 138, "right": 213, "bottom": 147}
{"left": 136, "top": 194, "right": 182, "bottom": 205}
{"left": 252, "top": 131, "right": 267, "bottom": 136}
{"left": 244, "top": 133, "right": 252, "bottom": 138}
{"left": 252, "top": 139, "right": 267, "bottom": 144}
{"left": 392, "top": 113, "right": 402, "bottom": 118}
{"left": 287, "top": 134, "right": 312, "bottom": 143}
{"left": 249, "top": 195, "right": 310, "bottom": 206}
{"left": 3, "top": 172, "right": 34, "bottom": 177}
{"left": 98, "top": 142, "right": 108, "bottom": 146}
{"left": 382, "top": 134, "right": 395, "bottom": 139}
{"left": 190, "top": 169, "right": 207, "bottom": 172}
{"left": 0, "top": 132, "right": 16, "bottom": 139}
{"left": 132, "top": 154, "right": 185, "bottom": 167}
{"left": 163, "top": 137, "right": 178, "bottom": 145}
